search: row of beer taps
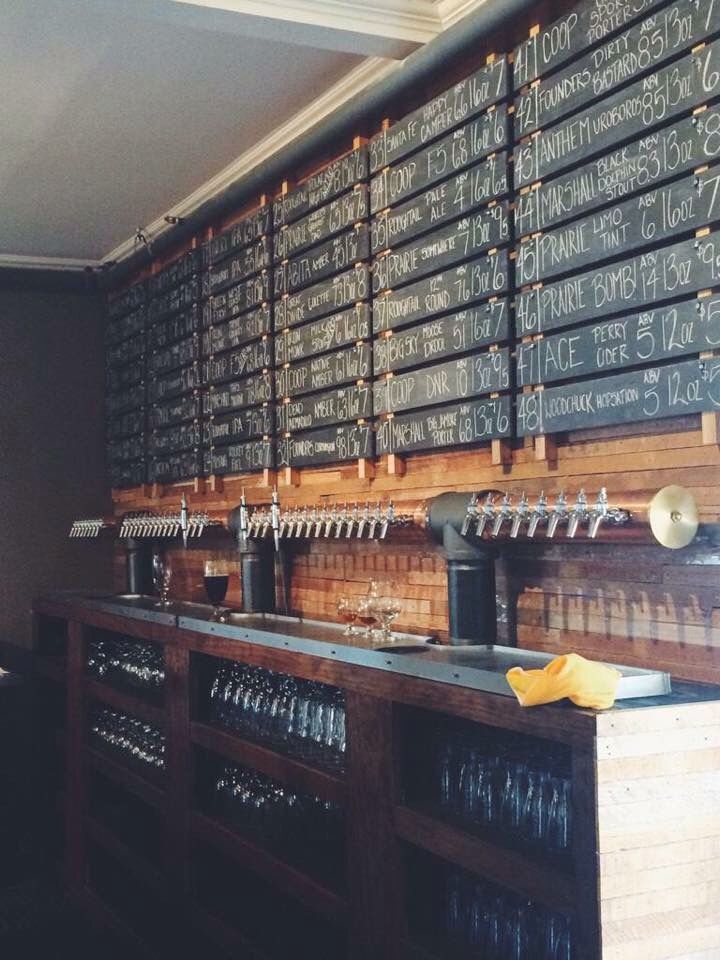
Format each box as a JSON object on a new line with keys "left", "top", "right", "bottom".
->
{"left": 238, "top": 490, "right": 412, "bottom": 549}
{"left": 460, "top": 488, "right": 631, "bottom": 540}
{"left": 69, "top": 519, "right": 113, "bottom": 538}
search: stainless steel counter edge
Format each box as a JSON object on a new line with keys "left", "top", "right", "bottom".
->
{"left": 46, "top": 593, "right": 676, "bottom": 702}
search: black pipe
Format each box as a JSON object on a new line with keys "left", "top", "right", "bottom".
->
{"left": 426, "top": 491, "right": 500, "bottom": 646}
{"left": 104, "top": 0, "right": 540, "bottom": 288}
{"left": 227, "top": 506, "right": 275, "bottom": 613}
{"left": 125, "top": 538, "right": 153, "bottom": 595}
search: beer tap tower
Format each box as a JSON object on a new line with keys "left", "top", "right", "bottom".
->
{"left": 423, "top": 486, "right": 699, "bottom": 646}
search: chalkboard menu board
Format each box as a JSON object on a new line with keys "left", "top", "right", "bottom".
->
{"left": 104, "top": 0, "right": 720, "bottom": 485}
{"left": 512, "top": 0, "right": 720, "bottom": 441}
{"left": 275, "top": 303, "right": 370, "bottom": 365}
{"left": 369, "top": 57, "right": 509, "bottom": 172}
{"left": 208, "top": 204, "right": 272, "bottom": 265}
{"left": 105, "top": 286, "right": 147, "bottom": 487}
{"left": 275, "top": 265, "right": 370, "bottom": 330}
{"left": 273, "top": 147, "right": 368, "bottom": 227}
{"left": 375, "top": 396, "right": 511, "bottom": 455}
{"left": 277, "top": 423, "right": 374, "bottom": 467}
{"left": 204, "top": 440, "right": 274, "bottom": 475}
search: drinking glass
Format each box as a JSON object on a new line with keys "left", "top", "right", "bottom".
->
{"left": 204, "top": 558, "right": 230, "bottom": 621}
{"left": 371, "top": 581, "right": 402, "bottom": 642}
{"left": 336, "top": 594, "right": 361, "bottom": 636}
{"left": 152, "top": 550, "right": 172, "bottom": 607}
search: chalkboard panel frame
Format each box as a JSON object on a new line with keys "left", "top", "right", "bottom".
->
{"left": 274, "top": 223, "right": 370, "bottom": 297}
{"left": 273, "top": 146, "right": 369, "bottom": 228}
{"left": 276, "top": 422, "right": 374, "bottom": 468}
{"left": 277, "top": 383, "right": 373, "bottom": 433}
{"left": 210, "top": 271, "right": 273, "bottom": 325}
{"left": 208, "top": 236, "right": 273, "bottom": 296}
{"left": 204, "top": 405, "right": 274, "bottom": 447}
{"left": 516, "top": 294, "right": 720, "bottom": 387}
{"left": 149, "top": 421, "right": 202, "bottom": 457}
{"left": 149, "top": 394, "right": 202, "bottom": 430}
{"left": 375, "top": 395, "right": 512, "bottom": 455}
{"left": 274, "top": 185, "right": 369, "bottom": 262}
{"left": 373, "top": 252, "right": 509, "bottom": 334}
{"left": 204, "top": 338, "right": 273, "bottom": 387}
{"left": 516, "top": 356, "right": 720, "bottom": 436}
{"left": 513, "top": 39, "right": 720, "bottom": 189}
{"left": 369, "top": 57, "right": 509, "bottom": 172}
{"left": 373, "top": 304, "right": 512, "bottom": 375}
{"left": 514, "top": 0, "right": 720, "bottom": 138}
{"left": 275, "top": 264, "right": 370, "bottom": 330}
{"left": 149, "top": 449, "right": 202, "bottom": 484}
{"left": 209, "top": 203, "right": 272, "bottom": 266}
{"left": 275, "top": 303, "right": 371, "bottom": 365}
{"left": 514, "top": 107, "right": 720, "bottom": 237}
{"left": 275, "top": 342, "right": 372, "bottom": 399}
{"left": 203, "top": 371, "right": 274, "bottom": 417}
{"left": 204, "top": 439, "right": 275, "bottom": 476}
{"left": 370, "top": 111, "right": 510, "bottom": 214}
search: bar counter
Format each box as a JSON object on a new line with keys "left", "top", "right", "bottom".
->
{"left": 33, "top": 592, "right": 720, "bottom": 960}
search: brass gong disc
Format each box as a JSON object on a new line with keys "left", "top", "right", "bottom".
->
{"left": 648, "top": 485, "right": 699, "bottom": 549}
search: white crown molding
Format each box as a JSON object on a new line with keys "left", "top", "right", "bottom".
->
{"left": 169, "top": 0, "right": 442, "bottom": 43}
{"left": 103, "top": 55, "right": 401, "bottom": 265}
{"left": 436, "top": 0, "right": 490, "bottom": 28}
{"left": 0, "top": 253, "right": 101, "bottom": 272}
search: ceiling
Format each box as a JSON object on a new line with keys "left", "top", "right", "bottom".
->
{"left": 0, "top": 0, "right": 485, "bottom": 267}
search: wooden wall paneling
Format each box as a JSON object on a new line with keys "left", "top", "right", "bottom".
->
{"left": 345, "top": 692, "right": 405, "bottom": 960}
{"left": 595, "top": 702, "right": 720, "bottom": 959}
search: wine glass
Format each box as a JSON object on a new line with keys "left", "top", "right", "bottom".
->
{"left": 372, "top": 581, "right": 402, "bottom": 642}
{"left": 152, "top": 550, "right": 172, "bottom": 607}
{"left": 204, "top": 558, "right": 230, "bottom": 621}
{"left": 336, "top": 594, "right": 360, "bottom": 636}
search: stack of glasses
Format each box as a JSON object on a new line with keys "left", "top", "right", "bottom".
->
{"left": 433, "top": 736, "right": 571, "bottom": 852}
{"left": 213, "top": 762, "right": 344, "bottom": 881}
{"left": 90, "top": 708, "right": 166, "bottom": 770}
{"left": 443, "top": 868, "right": 572, "bottom": 959}
{"left": 87, "top": 638, "right": 165, "bottom": 690}
{"left": 209, "top": 664, "right": 346, "bottom": 769}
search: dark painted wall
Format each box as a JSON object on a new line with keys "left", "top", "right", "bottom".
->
{"left": 0, "top": 277, "right": 113, "bottom": 647}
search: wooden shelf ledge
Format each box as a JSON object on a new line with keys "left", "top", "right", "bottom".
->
{"left": 191, "top": 811, "right": 348, "bottom": 923}
{"left": 394, "top": 806, "right": 576, "bottom": 915}
{"left": 86, "top": 816, "right": 165, "bottom": 895}
{"left": 86, "top": 746, "right": 166, "bottom": 811}
{"left": 85, "top": 676, "right": 165, "bottom": 727}
{"left": 190, "top": 721, "right": 346, "bottom": 807}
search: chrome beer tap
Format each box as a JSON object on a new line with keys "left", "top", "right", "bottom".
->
{"left": 546, "top": 491, "right": 568, "bottom": 539}
{"left": 510, "top": 492, "right": 529, "bottom": 539}
{"left": 527, "top": 491, "right": 547, "bottom": 538}
{"left": 491, "top": 494, "right": 512, "bottom": 538}
{"left": 270, "top": 489, "right": 281, "bottom": 551}
{"left": 380, "top": 501, "right": 394, "bottom": 539}
{"left": 238, "top": 489, "right": 249, "bottom": 546}
{"left": 346, "top": 502, "right": 358, "bottom": 538}
{"left": 295, "top": 505, "right": 308, "bottom": 538}
{"left": 180, "top": 494, "right": 189, "bottom": 548}
{"left": 567, "top": 489, "right": 588, "bottom": 539}
{"left": 357, "top": 501, "right": 370, "bottom": 538}
{"left": 587, "top": 487, "right": 631, "bottom": 539}
{"left": 335, "top": 502, "right": 348, "bottom": 538}
{"left": 366, "top": 501, "right": 379, "bottom": 539}
{"left": 460, "top": 494, "right": 478, "bottom": 536}
{"left": 475, "top": 493, "right": 496, "bottom": 538}
{"left": 323, "top": 502, "right": 335, "bottom": 538}
{"left": 285, "top": 506, "right": 297, "bottom": 539}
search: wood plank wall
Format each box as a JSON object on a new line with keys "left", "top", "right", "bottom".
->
{"left": 113, "top": 415, "right": 720, "bottom": 684}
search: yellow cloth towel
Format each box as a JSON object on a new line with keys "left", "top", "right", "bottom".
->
{"left": 506, "top": 653, "right": 621, "bottom": 710}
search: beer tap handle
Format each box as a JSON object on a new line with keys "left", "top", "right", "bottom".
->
{"left": 368, "top": 501, "right": 381, "bottom": 539}
{"left": 460, "top": 494, "right": 477, "bottom": 537}
{"left": 335, "top": 503, "right": 347, "bottom": 538}
{"left": 346, "top": 503, "right": 357, "bottom": 539}
{"left": 567, "top": 488, "right": 588, "bottom": 539}
{"left": 588, "top": 487, "right": 608, "bottom": 539}
{"left": 547, "top": 491, "right": 567, "bottom": 539}
{"left": 491, "top": 494, "right": 511, "bottom": 538}
{"left": 271, "top": 489, "right": 281, "bottom": 552}
{"left": 238, "top": 489, "right": 249, "bottom": 546}
{"left": 527, "top": 491, "right": 547, "bottom": 538}
{"left": 510, "top": 492, "right": 529, "bottom": 539}
{"left": 476, "top": 493, "right": 495, "bottom": 538}
{"left": 380, "top": 500, "right": 394, "bottom": 539}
